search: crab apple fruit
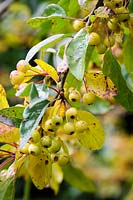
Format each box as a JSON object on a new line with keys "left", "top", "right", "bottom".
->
{"left": 107, "top": 20, "right": 120, "bottom": 32}
{"left": 69, "top": 90, "right": 81, "bottom": 102}
{"left": 64, "top": 122, "right": 75, "bottom": 135}
{"left": 48, "top": 138, "right": 61, "bottom": 153}
{"left": 16, "top": 59, "right": 29, "bottom": 73}
{"left": 58, "top": 153, "right": 70, "bottom": 165}
{"left": 44, "top": 119, "right": 55, "bottom": 132}
{"left": 31, "top": 130, "right": 41, "bottom": 143}
{"left": 75, "top": 120, "right": 88, "bottom": 132}
{"left": 73, "top": 20, "right": 85, "bottom": 31}
{"left": 96, "top": 43, "right": 107, "bottom": 54}
{"left": 28, "top": 143, "right": 41, "bottom": 156}
{"left": 10, "top": 70, "right": 25, "bottom": 85}
{"left": 104, "top": 36, "right": 115, "bottom": 47}
{"left": 82, "top": 92, "right": 96, "bottom": 105}
{"left": 88, "top": 32, "right": 100, "bottom": 46}
{"left": 114, "top": 0, "right": 123, "bottom": 8}
{"left": 66, "top": 107, "right": 78, "bottom": 120}
{"left": 103, "top": 0, "right": 114, "bottom": 9}
{"left": 41, "top": 135, "right": 52, "bottom": 148}
{"left": 51, "top": 115, "right": 63, "bottom": 127}
{"left": 115, "top": 7, "right": 130, "bottom": 22}
{"left": 20, "top": 142, "right": 30, "bottom": 154}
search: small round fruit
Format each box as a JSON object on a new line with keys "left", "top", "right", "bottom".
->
{"left": 58, "top": 153, "right": 70, "bottom": 165}
{"left": 107, "top": 20, "right": 120, "bottom": 32}
{"left": 104, "top": 0, "right": 114, "bottom": 9}
{"left": 88, "top": 32, "right": 100, "bottom": 46}
{"left": 115, "top": 7, "right": 130, "bottom": 22}
{"left": 82, "top": 93, "right": 96, "bottom": 105}
{"left": 31, "top": 130, "right": 40, "bottom": 143}
{"left": 96, "top": 43, "right": 107, "bottom": 54}
{"left": 104, "top": 36, "right": 115, "bottom": 47}
{"left": 114, "top": 0, "right": 123, "bottom": 8}
{"left": 44, "top": 119, "right": 55, "bottom": 132}
{"left": 64, "top": 122, "right": 75, "bottom": 135}
{"left": 73, "top": 20, "right": 85, "bottom": 31}
{"left": 41, "top": 136, "right": 52, "bottom": 148}
{"left": 51, "top": 115, "right": 63, "bottom": 126}
{"left": 48, "top": 138, "right": 61, "bottom": 153}
{"left": 66, "top": 107, "right": 78, "bottom": 120}
{"left": 69, "top": 90, "right": 81, "bottom": 102}
{"left": 20, "top": 142, "right": 30, "bottom": 154}
{"left": 10, "top": 70, "right": 25, "bottom": 85}
{"left": 75, "top": 120, "right": 88, "bottom": 132}
{"left": 28, "top": 144, "right": 41, "bottom": 156}
{"left": 16, "top": 59, "right": 29, "bottom": 73}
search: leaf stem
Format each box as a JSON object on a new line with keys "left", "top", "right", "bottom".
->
{"left": 0, "top": 149, "right": 15, "bottom": 155}
{"left": 0, "top": 156, "right": 14, "bottom": 169}
{"left": 23, "top": 178, "right": 31, "bottom": 200}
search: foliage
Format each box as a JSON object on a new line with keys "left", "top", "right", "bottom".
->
{"left": 0, "top": 0, "right": 133, "bottom": 199}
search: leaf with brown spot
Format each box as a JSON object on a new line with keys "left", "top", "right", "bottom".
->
{"left": 84, "top": 72, "right": 117, "bottom": 99}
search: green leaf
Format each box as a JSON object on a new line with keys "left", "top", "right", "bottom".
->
{"left": 58, "top": 0, "right": 80, "bottom": 17}
{"left": 63, "top": 164, "right": 95, "bottom": 192}
{"left": 123, "top": 35, "right": 133, "bottom": 81}
{"left": 20, "top": 84, "right": 49, "bottom": 148}
{"left": 103, "top": 50, "right": 133, "bottom": 111}
{"left": 28, "top": 16, "right": 72, "bottom": 33}
{"left": 0, "top": 168, "right": 15, "bottom": 200}
{"left": 66, "top": 28, "right": 89, "bottom": 81}
{"left": 128, "top": 0, "right": 133, "bottom": 12}
{"left": 28, "top": 4, "right": 66, "bottom": 28}
{"left": 0, "top": 106, "right": 24, "bottom": 128}
{"left": 83, "top": 98, "right": 113, "bottom": 115}
{"left": 42, "top": 4, "right": 66, "bottom": 17}
{"left": 85, "top": 45, "right": 94, "bottom": 70}
{"left": 16, "top": 83, "right": 32, "bottom": 97}
{"left": 30, "top": 84, "right": 39, "bottom": 100}
{"left": 0, "top": 106, "right": 24, "bottom": 120}
{"left": 26, "top": 34, "right": 68, "bottom": 62}
{"left": 66, "top": 71, "right": 82, "bottom": 91}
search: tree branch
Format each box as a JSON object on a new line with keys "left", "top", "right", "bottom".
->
{"left": 83, "top": 0, "right": 104, "bottom": 25}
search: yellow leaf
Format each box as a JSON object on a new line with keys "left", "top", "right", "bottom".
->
{"left": 0, "top": 144, "right": 16, "bottom": 155}
{"left": 50, "top": 163, "right": 63, "bottom": 194}
{"left": 75, "top": 110, "right": 105, "bottom": 150}
{"left": 28, "top": 151, "right": 52, "bottom": 190}
{"left": 35, "top": 59, "right": 58, "bottom": 82}
{"left": 0, "top": 84, "right": 9, "bottom": 109}
{"left": 41, "top": 101, "right": 66, "bottom": 130}
{"left": 0, "top": 123, "right": 20, "bottom": 143}
{"left": 85, "top": 72, "right": 117, "bottom": 99}
{"left": 24, "top": 65, "right": 44, "bottom": 82}
{"left": 52, "top": 100, "right": 66, "bottom": 117}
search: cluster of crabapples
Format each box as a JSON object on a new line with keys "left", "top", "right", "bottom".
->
{"left": 10, "top": 59, "right": 29, "bottom": 87}
{"left": 67, "top": 87, "right": 96, "bottom": 105}
{"left": 20, "top": 106, "right": 89, "bottom": 166}
{"left": 73, "top": 0, "right": 130, "bottom": 54}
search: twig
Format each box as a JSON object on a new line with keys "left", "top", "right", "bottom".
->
{"left": 83, "top": 0, "right": 104, "bottom": 25}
